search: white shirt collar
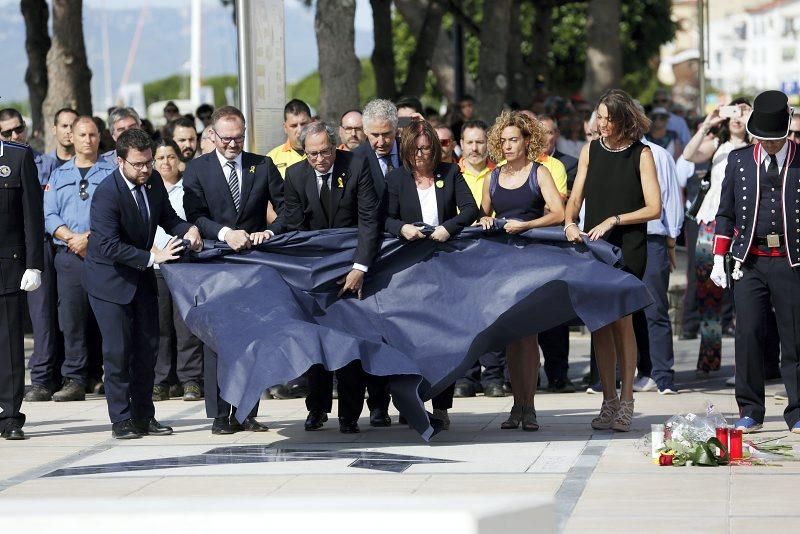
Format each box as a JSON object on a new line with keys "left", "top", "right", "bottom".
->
{"left": 759, "top": 140, "right": 789, "bottom": 170}
{"left": 215, "top": 149, "right": 243, "bottom": 170}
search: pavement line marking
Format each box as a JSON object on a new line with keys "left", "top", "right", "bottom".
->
{"left": 0, "top": 403, "right": 206, "bottom": 493}
{"left": 553, "top": 435, "right": 610, "bottom": 532}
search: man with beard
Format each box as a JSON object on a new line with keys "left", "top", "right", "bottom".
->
{"left": 338, "top": 110, "right": 366, "bottom": 151}
{"left": 165, "top": 116, "right": 199, "bottom": 163}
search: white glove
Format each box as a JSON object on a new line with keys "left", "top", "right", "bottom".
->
{"left": 710, "top": 255, "right": 726, "bottom": 289}
{"left": 20, "top": 269, "right": 42, "bottom": 292}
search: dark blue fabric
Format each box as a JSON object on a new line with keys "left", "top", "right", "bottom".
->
{"left": 161, "top": 226, "right": 652, "bottom": 441}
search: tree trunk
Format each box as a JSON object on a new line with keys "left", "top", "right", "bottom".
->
{"left": 21, "top": 0, "right": 51, "bottom": 142}
{"left": 315, "top": 0, "right": 361, "bottom": 124}
{"left": 41, "top": 0, "right": 92, "bottom": 152}
{"left": 530, "top": 0, "right": 553, "bottom": 89}
{"left": 475, "top": 0, "right": 513, "bottom": 121}
{"left": 581, "top": 0, "right": 622, "bottom": 103}
{"left": 505, "top": 0, "right": 532, "bottom": 109}
{"left": 400, "top": 0, "right": 445, "bottom": 98}
{"left": 370, "top": 0, "right": 396, "bottom": 100}
{"left": 394, "top": 0, "right": 472, "bottom": 105}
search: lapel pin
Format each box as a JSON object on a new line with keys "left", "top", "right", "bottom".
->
{"left": 435, "top": 180, "right": 444, "bottom": 188}
{"left": 249, "top": 165, "right": 256, "bottom": 174}
{"left": 337, "top": 176, "right": 344, "bottom": 188}
{"left": 146, "top": 183, "right": 151, "bottom": 189}
{"left": 0, "top": 165, "right": 10, "bottom": 177}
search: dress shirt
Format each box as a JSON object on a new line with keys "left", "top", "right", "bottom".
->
{"left": 641, "top": 138, "right": 684, "bottom": 238}
{"left": 214, "top": 150, "right": 246, "bottom": 242}
{"left": 377, "top": 142, "right": 399, "bottom": 176}
{"left": 667, "top": 113, "right": 692, "bottom": 146}
{"left": 758, "top": 140, "right": 789, "bottom": 171}
{"left": 315, "top": 166, "right": 368, "bottom": 273}
{"left": 121, "top": 172, "right": 154, "bottom": 267}
{"left": 417, "top": 185, "right": 440, "bottom": 226}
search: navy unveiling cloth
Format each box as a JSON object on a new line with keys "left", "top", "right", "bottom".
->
{"left": 161, "top": 225, "right": 652, "bottom": 441}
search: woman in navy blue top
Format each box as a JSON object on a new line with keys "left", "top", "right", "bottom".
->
{"left": 479, "top": 111, "right": 565, "bottom": 431}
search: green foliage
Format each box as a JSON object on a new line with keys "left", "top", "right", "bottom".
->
{"left": 287, "top": 59, "right": 377, "bottom": 111}
{"left": 3, "top": 100, "right": 31, "bottom": 117}
{"left": 391, "top": 11, "right": 443, "bottom": 102}
{"left": 143, "top": 75, "right": 238, "bottom": 108}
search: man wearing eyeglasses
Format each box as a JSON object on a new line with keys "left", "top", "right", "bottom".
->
{"left": 0, "top": 109, "right": 65, "bottom": 403}
{"left": 183, "top": 105, "right": 284, "bottom": 435}
{"left": 283, "top": 121, "right": 381, "bottom": 434}
{"left": 338, "top": 110, "right": 366, "bottom": 151}
{"left": 43, "top": 117, "right": 116, "bottom": 403}
{"left": 84, "top": 128, "right": 202, "bottom": 439}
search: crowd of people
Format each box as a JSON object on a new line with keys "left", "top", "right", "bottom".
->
{"left": 1, "top": 85, "right": 799, "bottom": 441}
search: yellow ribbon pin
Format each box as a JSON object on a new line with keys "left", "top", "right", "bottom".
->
{"left": 249, "top": 165, "right": 256, "bottom": 174}
{"left": 337, "top": 176, "right": 344, "bottom": 188}
{"left": 435, "top": 180, "right": 444, "bottom": 188}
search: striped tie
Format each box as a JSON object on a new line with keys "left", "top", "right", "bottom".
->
{"left": 226, "top": 160, "right": 240, "bottom": 211}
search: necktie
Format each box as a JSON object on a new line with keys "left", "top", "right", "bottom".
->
{"left": 767, "top": 154, "right": 779, "bottom": 183}
{"left": 320, "top": 173, "right": 331, "bottom": 222}
{"left": 227, "top": 160, "right": 241, "bottom": 211}
{"left": 134, "top": 185, "right": 149, "bottom": 227}
{"left": 381, "top": 155, "right": 395, "bottom": 175}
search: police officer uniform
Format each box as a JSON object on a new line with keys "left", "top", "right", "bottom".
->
{"left": 713, "top": 90, "right": 800, "bottom": 433}
{"left": 0, "top": 141, "right": 44, "bottom": 439}
{"left": 26, "top": 150, "right": 65, "bottom": 398}
{"left": 44, "top": 157, "right": 116, "bottom": 398}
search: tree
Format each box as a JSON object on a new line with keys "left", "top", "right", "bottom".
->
{"left": 581, "top": 0, "right": 621, "bottom": 102}
{"left": 315, "top": 0, "right": 361, "bottom": 123}
{"left": 370, "top": 0, "right": 397, "bottom": 100}
{"left": 475, "top": 0, "right": 513, "bottom": 120}
{"left": 41, "top": 0, "right": 92, "bottom": 151}
{"left": 400, "top": 0, "right": 446, "bottom": 97}
{"left": 21, "top": 0, "right": 50, "bottom": 140}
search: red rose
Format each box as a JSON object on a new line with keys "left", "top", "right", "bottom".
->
{"left": 659, "top": 453, "right": 674, "bottom": 466}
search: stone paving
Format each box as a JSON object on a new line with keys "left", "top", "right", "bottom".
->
{"left": 2, "top": 335, "right": 798, "bottom": 533}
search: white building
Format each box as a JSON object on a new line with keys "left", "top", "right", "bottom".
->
{"left": 706, "top": 0, "right": 800, "bottom": 97}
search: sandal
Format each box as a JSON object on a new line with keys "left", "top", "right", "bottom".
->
{"left": 521, "top": 406, "right": 539, "bottom": 431}
{"left": 612, "top": 399, "right": 634, "bottom": 432}
{"left": 591, "top": 397, "right": 619, "bottom": 430}
{"left": 500, "top": 405, "right": 522, "bottom": 429}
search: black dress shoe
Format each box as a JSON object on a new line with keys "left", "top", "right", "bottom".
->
{"left": 134, "top": 418, "right": 173, "bottom": 436}
{"left": 483, "top": 383, "right": 506, "bottom": 397}
{"left": 1, "top": 423, "right": 25, "bottom": 440}
{"left": 112, "top": 419, "right": 142, "bottom": 439}
{"left": 240, "top": 416, "right": 269, "bottom": 432}
{"left": 369, "top": 408, "right": 391, "bottom": 427}
{"left": 453, "top": 383, "right": 477, "bottom": 398}
{"left": 211, "top": 416, "right": 237, "bottom": 435}
{"left": 305, "top": 410, "right": 328, "bottom": 431}
{"left": 339, "top": 418, "right": 360, "bottom": 434}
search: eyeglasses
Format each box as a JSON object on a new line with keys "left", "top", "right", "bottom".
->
{"left": 439, "top": 138, "right": 452, "bottom": 147}
{"left": 306, "top": 147, "right": 333, "bottom": 160}
{"left": 79, "top": 179, "right": 89, "bottom": 201}
{"left": 213, "top": 128, "right": 246, "bottom": 145}
{"left": 0, "top": 124, "right": 25, "bottom": 139}
{"left": 415, "top": 146, "right": 433, "bottom": 154}
{"left": 342, "top": 126, "right": 363, "bottom": 134}
{"left": 123, "top": 159, "right": 155, "bottom": 172}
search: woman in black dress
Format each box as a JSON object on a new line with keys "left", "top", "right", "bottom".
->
{"left": 564, "top": 89, "right": 662, "bottom": 432}
{"left": 479, "top": 111, "right": 565, "bottom": 431}
{"left": 385, "top": 120, "right": 479, "bottom": 429}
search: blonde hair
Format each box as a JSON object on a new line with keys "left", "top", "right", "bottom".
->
{"left": 487, "top": 111, "right": 547, "bottom": 163}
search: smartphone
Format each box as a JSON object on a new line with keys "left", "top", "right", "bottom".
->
{"left": 397, "top": 116, "right": 413, "bottom": 128}
{"left": 719, "top": 105, "right": 741, "bottom": 119}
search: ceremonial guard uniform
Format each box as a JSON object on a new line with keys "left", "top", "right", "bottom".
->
{"left": 0, "top": 141, "right": 44, "bottom": 439}
{"left": 712, "top": 90, "right": 800, "bottom": 433}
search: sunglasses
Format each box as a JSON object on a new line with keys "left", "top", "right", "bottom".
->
{"left": 0, "top": 124, "right": 25, "bottom": 139}
{"left": 79, "top": 179, "right": 89, "bottom": 201}
{"left": 439, "top": 138, "right": 452, "bottom": 147}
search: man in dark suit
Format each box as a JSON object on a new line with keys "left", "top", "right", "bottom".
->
{"left": 84, "top": 129, "right": 202, "bottom": 439}
{"left": 284, "top": 121, "right": 381, "bottom": 434}
{"left": 0, "top": 140, "right": 44, "bottom": 439}
{"left": 182, "top": 105, "right": 283, "bottom": 434}
{"left": 352, "top": 99, "right": 403, "bottom": 422}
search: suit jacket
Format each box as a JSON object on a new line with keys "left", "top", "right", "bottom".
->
{"left": 353, "top": 139, "right": 403, "bottom": 200}
{"left": 283, "top": 150, "right": 381, "bottom": 266}
{"left": 714, "top": 140, "right": 800, "bottom": 267}
{"left": 0, "top": 141, "right": 44, "bottom": 294}
{"left": 385, "top": 162, "right": 478, "bottom": 237}
{"left": 182, "top": 150, "right": 284, "bottom": 238}
{"left": 84, "top": 169, "right": 192, "bottom": 305}
{"left": 553, "top": 149, "right": 578, "bottom": 190}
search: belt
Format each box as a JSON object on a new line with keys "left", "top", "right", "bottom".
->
{"left": 754, "top": 234, "right": 784, "bottom": 248}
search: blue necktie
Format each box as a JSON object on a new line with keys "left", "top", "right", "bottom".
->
{"left": 134, "top": 185, "right": 149, "bottom": 227}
